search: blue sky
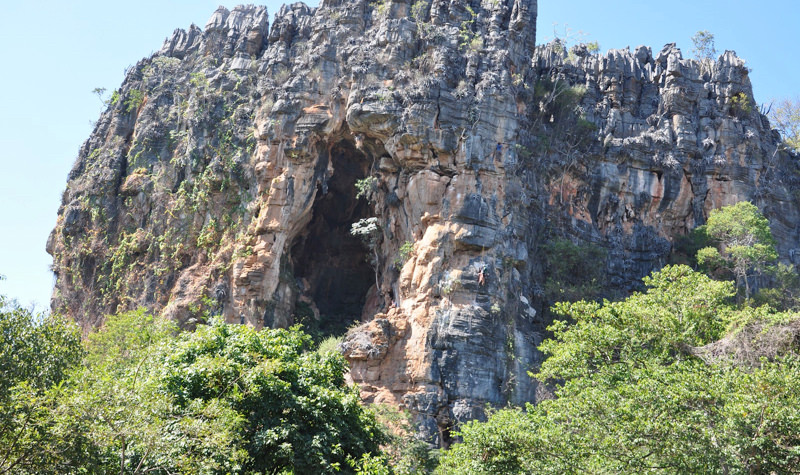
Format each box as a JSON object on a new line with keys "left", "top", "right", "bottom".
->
{"left": 0, "top": 0, "right": 797, "bottom": 310}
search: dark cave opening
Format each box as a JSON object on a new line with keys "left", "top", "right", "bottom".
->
{"left": 289, "top": 140, "right": 376, "bottom": 339}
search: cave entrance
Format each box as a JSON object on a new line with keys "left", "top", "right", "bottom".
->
{"left": 290, "top": 139, "right": 376, "bottom": 340}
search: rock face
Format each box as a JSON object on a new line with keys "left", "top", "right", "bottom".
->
{"left": 49, "top": 1, "right": 800, "bottom": 445}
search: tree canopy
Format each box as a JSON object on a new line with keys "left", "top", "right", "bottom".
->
{"left": 0, "top": 305, "right": 388, "bottom": 474}
{"left": 697, "top": 201, "right": 777, "bottom": 299}
{"left": 769, "top": 97, "right": 800, "bottom": 153}
{"left": 691, "top": 30, "right": 717, "bottom": 61}
{"left": 437, "top": 265, "right": 800, "bottom": 474}
{"left": 0, "top": 294, "right": 86, "bottom": 474}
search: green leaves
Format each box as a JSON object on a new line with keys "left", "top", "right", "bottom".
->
{"left": 0, "top": 305, "right": 387, "bottom": 474}
{"left": 114, "top": 316, "right": 384, "bottom": 474}
{"left": 541, "top": 239, "right": 606, "bottom": 303}
{"left": 355, "top": 176, "right": 378, "bottom": 202}
{"left": 768, "top": 97, "right": 800, "bottom": 153}
{"left": 540, "top": 265, "right": 733, "bottom": 382}
{"left": 691, "top": 30, "right": 717, "bottom": 61}
{"left": 123, "top": 89, "right": 145, "bottom": 113}
{"left": 698, "top": 202, "right": 777, "bottom": 299}
{"left": 438, "top": 266, "right": 800, "bottom": 474}
{"left": 0, "top": 298, "right": 85, "bottom": 474}
{"left": 436, "top": 408, "right": 538, "bottom": 475}
{"left": 0, "top": 299, "right": 83, "bottom": 396}
{"left": 704, "top": 202, "right": 775, "bottom": 249}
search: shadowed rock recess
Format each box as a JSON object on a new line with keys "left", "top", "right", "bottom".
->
{"left": 48, "top": 0, "right": 800, "bottom": 444}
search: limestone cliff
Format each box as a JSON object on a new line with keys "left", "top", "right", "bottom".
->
{"left": 48, "top": 0, "right": 800, "bottom": 444}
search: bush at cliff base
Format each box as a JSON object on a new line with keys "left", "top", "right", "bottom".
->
{"left": 2, "top": 307, "right": 388, "bottom": 474}
{"left": 436, "top": 265, "right": 800, "bottom": 474}
{"left": 0, "top": 294, "right": 87, "bottom": 474}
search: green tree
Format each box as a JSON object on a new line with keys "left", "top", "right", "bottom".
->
{"left": 371, "top": 404, "right": 439, "bottom": 474}
{"left": 161, "top": 317, "right": 386, "bottom": 474}
{"left": 58, "top": 309, "right": 196, "bottom": 474}
{"left": 355, "top": 176, "right": 378, "bottom": 202}
{"left": 437, "top": 266, "right": 800, "bottom": 474}
{"left": 0, "top": 293, "right": 86, "bottom": 474}
{"left": 754, "top": 262, "right": 800, "bottom": 310}
{"left": 435, "top": 407, "right": 537, "bottom": 474}
{"left": 92, "top": 87, "right": 107, "bottom": 105}
{"left": 352, "top": 217, "right": 382, "bottom": 292}
{"left": 691, "top": 30, "right": 717, "bottom": 61}
{"left": 697, "top": 201, "right": 777, "bottom": 299}
{"left": 124, "top": 89, "right": 145, "bottom": 113}
{"left": 49, "top": 310, "right": 387, "bottom": 474}
{"left": 541, "top": 239, "right": 606, "bottom": 303}
{"left": 768, "top": 97, "right": 800, "bottom": 153}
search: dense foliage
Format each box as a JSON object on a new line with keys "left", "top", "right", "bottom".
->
{"left": 769, "top": 97, "right": 800, "bottom": 153}
{"left": 697, "top": 201, "right": 777, "bottom": 299}
{"left": 541, "top": 238, "right": 606, "bottom": 303}
{"left": 691, "top": 30, "right": 717, "bottom": 61}
{"left": 161, "top": 317, "right": 386, "bottom": 474}
{"left": 0, "top": 305, "right": 387, "bottom": 474}
{"left": 437, "top": 265, "right": 800, "bottom": 474}
{"left": 0, "top": 295, "right": 85, "bottom": 474}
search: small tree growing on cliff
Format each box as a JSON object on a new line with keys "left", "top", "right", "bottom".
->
{"left": 768, "top": 97, "right": 800, "bottom": 153}
{"left": 697, "top": 202, "right": 777, "bottom": 299}
{"left": 351, "top": 217, "right": 382, "bottom": 292}
{"left": 691, "top": 30, "right": 717, "bottom": 61}
{"left": 355, "top": 176, "right": 378, "bottom": 203}
{"left": 91, "top": 87, "right": 107, "bottom": 105}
